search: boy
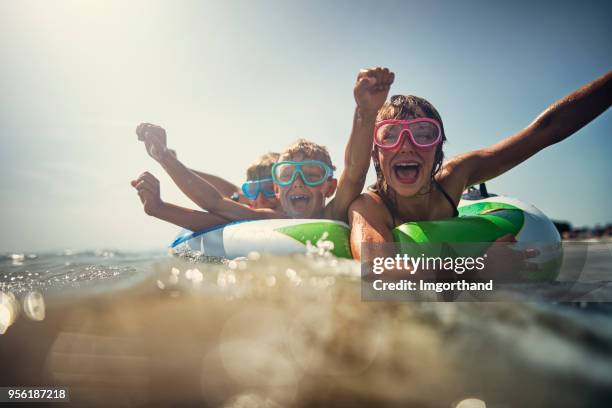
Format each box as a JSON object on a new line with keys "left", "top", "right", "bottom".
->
{"left": 133, "top": 67, "right": 394, "bottom": 222}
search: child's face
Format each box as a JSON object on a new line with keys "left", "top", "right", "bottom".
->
{"left": 377, "top": 130, "right": 438, "bottom": 197}
{"left": 242, "top": 175, "right": 278, "bottom": 209}
{"left": 274, "top": 154, "right": 336, "bottom": 218}
{"left": 250, "top": 194, "right": 278, "bottom": 210}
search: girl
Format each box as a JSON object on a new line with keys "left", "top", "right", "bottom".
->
{"left": 349, "top": 71, "right": 612, "bottom": 260}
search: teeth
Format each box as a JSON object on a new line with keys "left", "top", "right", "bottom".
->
{"left": 395, "top": 162, "right": 419, "bottom": 168}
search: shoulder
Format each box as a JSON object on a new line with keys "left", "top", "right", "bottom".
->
{"left": 348, "top": 191, "right": 392, "bottom": 227}
{"left": 324, "top": 186, "right": 382, "bottom": 221}
{"left": 435, "top": 153, "right": 479, "bottom": 200}
{"left": 349, "top": 191, "right": 383, "bottom": 211}
{"left": 437, "top": 154, "right": 468, "bottom": 182}
{"left": 348, "top": 192, "right": 395, "bottom": 257}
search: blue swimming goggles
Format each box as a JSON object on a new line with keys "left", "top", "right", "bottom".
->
{"left": 271, "top": 160, "right": 333, "bottom": 187}
{"left": 241, "top": 178, "right": 276, "bottom": 200}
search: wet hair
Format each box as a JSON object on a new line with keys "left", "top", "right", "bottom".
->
{"left": 279, "top": 139, "right": 336, "bottom": 171}
{"left": 246, "top": 152, "right": 280, "bottom": 180}
{"left": 370, "top": 95, "right": 447, "bottom": 211}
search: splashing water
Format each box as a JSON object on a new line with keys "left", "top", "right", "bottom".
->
{"left": 1, "top": 245, "right": 612, "bottom": 407}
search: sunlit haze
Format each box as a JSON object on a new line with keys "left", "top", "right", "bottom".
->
{"left": 1, "top": 0, "right": 610, "bottom": 252}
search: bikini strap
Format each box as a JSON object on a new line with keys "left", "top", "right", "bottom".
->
{"left": 369, "top": 186, "right": 400, "bottom": 227}
{"left": 433, "top": 180, "right": 459, "bottom": 217}
{"left": 372, "top": 179, "right": 459, "bottom": 226}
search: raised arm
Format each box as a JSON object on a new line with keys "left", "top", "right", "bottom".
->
{"left": 166, "top": 149, "right": 243, "bottom": 200}
{"left": 327, "top": 67, "right": 395, "bottom": 221}
{"left": 191, "top": 170, "right": 241, "bottom": 199}
{"left": 458, "top": 70, "right": 612, "bottom": 188}
{"left": 151, "top": 203, "right": 230, "bottom": 231}
{"left": 160, "top": 152, "right": 274, "bottom": 219}
{"left": 131, "top": 171, "right": 229, "bottom": 231}
{"left": 136, "top": 123, "right": 278, "bottom": 220}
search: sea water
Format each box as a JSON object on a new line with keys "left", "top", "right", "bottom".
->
{"left": 1, "top": 243, "right": 611, "bottom": 407}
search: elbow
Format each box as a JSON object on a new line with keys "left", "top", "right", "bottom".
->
{"left": 193, "top": 195, "right": 218, "bottom": 212}
{"left": 206, "top": 197, "right": 224, "bottom": 213}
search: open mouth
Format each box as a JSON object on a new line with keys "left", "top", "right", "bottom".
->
{"left": 289, "top": 194, "right": 311, "bottom": 212}
{"left": 393, "top": 162, "right": 421, "bottom": 184}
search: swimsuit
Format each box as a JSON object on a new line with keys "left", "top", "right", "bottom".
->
{"left": 433, "top": 180, "right": 459, "bottom": 218}
{"left": 375, "top": 180, "right": 459, "bottom": 227}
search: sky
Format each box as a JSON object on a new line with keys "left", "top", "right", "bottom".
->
{"left": 0, "top": 0, "right": 610, "bottom": 252}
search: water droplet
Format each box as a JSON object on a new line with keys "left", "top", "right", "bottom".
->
{"left": 456, "top": 398, "right": 486, "bottom": 408}
{"left": 23, "top": 291, "right": 45, "bottom": 321}
{"left": 247, "top": 251, "right": 261, "bottom": 261}
{"left": 265, "top": 276, "right": 276, "bottom": 287}
{"left": 191, "top": 269, "right": 203, "bottom": 284}
{"left": 285, "top": 268, "right": 297, "bottom": 279}
{"left": 0, "top": 304, "right": 12, "bottom": 334}
{"left": 0, "top": 292, "right": 19, "bottom": 334}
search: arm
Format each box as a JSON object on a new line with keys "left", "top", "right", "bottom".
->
{"left": 136, "top": 123, "right": 280, "bottom": 220}
{"left": 147, "top": 202, "right": 230, "bottom": 232}
{"left": 348, "top": 193, "right": 394, "bottom": 260}
{"left": 167, "top": 148, "right": 243, "bottom": 199}
{"left": 327, "top": 67, "right": 395, "bottom": 221}
{"left": 131, "top": 172, "right": 229, "bottom": 231}
{"left": 458, "top": 70, "right": 612, "bottom": 188}
{"left": 191, "top": 170, "right": 241, "bottom": 198}
{"left": 349, "top": 194, "right": 535, "bottom": 280}
{"left": 158, "top": 152, "right": 278, "bottom": 220}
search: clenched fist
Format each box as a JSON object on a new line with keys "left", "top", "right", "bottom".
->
{"left": 354, "top": 67, "right": 395, "bottom": 117}
{"left": 136, "top": 123, "right": 169, "bottom": 162}
{"left": 131, "top": 171, "right": 164, "bottom": 216}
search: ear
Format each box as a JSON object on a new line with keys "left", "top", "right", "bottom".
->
{"left": 324, "top": 178, "right": 338, "bottom": 198}
{"left": 274, "top": 184, "right": 280, "bottom": 195}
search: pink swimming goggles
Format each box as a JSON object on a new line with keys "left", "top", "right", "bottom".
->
{"left": 373, "top": 118, "right": 442, "bottom": 150}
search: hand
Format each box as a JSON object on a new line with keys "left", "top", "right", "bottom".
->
{"left": 131, "top": 171, "right": 164, "bottom": 216}
{"left": 136, "top": 123, "right": 169, "bottom": 162}
{"left": 482, "top": 234, "right": 540, "bottom": 281}
{"left": 354, "top": 67, "right": 395, "bottom": 117}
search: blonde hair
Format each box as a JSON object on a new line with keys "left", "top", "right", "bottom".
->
{"left": 278, "top": 139, "right": 336, "bottom": 171}
{"left": 246, "top": 152, "right": 280, "bottom": 180}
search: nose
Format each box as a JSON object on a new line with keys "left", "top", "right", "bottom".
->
{"left": 253, "top": 194, "right": 269, "bottom": 208}
{"left": 291, "top": 172, "right": 306, "bottom": 187}
{"left": 254, "top": 193, "right": 265, "bottom": 205}
{"left": 398, "top": 130, "right": 416, "bottom": 152}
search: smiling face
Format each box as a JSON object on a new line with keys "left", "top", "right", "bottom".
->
{"left": 373, "top": 95, "right": 446, "bottom": 198}
{"left": 274, "top": 152, "right": 337, "bottom": 218}
{"left": 375, "top": 131, "right": 439, "bottom": 197}
{"left": 245, "top": 152, "right": 280, "bottom": 209}
{"left": 249, "top": 186, "right": 279, "bottom": 210}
